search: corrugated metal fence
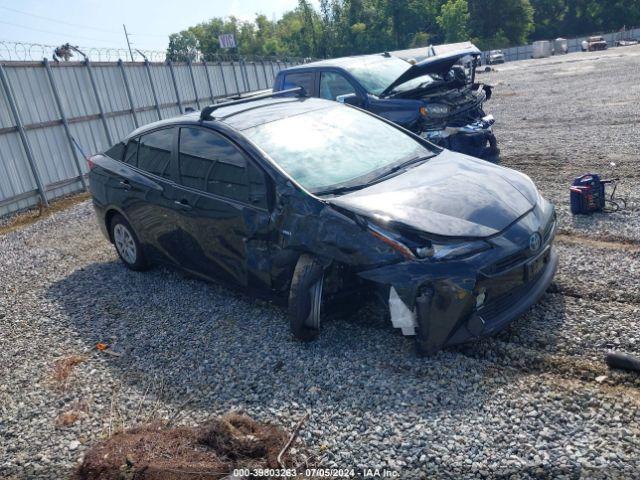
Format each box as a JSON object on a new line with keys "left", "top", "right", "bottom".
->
{"left": 482, "top": 27, "right": 640, "bottom": 62}
{"left": 0, "top": 58, "right": 300, "bottom": 217}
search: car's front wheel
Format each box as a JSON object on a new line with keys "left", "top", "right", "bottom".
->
{"left": 288, "top": 254, "right": 324, "bottom": 341}
{"left": 110, "top": 214, "right": 149, "bottom": 271}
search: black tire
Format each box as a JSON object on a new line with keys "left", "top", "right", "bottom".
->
{"left": 110, "top": 214, "right": 149, "bottom": 271}
{"left": 288, "top": 254, "right": 325, "bottom": 341}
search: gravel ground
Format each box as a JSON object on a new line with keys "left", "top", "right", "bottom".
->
{"left": 1, "top": 46, "right": 640, "bottom": 479}
{"left": 488, "top": 44, "right": 640, "bottom": 242}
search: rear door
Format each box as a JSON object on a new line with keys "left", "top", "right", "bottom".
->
{"left": 171, "top": 126, "right": 272, "bottom": 290}
{"left": 120, "top": 127, "right": 183, "bottom": 265}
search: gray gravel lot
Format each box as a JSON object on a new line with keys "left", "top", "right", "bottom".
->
{"left": 1, "top": 46, "right": 640, "bottom": 479}
{"left": 488, "top": 45, "right": 640, "bottom": 242}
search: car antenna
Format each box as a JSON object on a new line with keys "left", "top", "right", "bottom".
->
{"left": 199, "top": 86, "right": 306, "bottom": 121}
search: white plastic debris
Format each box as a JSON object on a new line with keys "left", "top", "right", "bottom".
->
{"left": 389, "top": 287, "right": 417, "bottom": 336}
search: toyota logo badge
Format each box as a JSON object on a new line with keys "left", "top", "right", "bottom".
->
{"left": 529, "top": 232, "right": 542, "bottom": 252}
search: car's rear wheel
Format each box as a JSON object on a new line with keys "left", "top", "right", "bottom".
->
{"left": 288, "top": 254, "right": 324, "bottom": 341}
{"left": 110, "top": 214, "right": 148, "bottom": 271}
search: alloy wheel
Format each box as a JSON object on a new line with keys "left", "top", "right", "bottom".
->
{"left": 113, "top": 223, "right": 137, "bottom": 265}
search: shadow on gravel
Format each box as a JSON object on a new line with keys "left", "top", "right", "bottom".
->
{"left": 46, "top": 260, "right": 565, "bottom": 421}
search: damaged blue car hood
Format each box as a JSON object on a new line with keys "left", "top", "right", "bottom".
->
{"left": 380, "top": 46, "right": 481, "bottom": 98}
{"left": 327, "top": 150, "right": 538, "bottom": 238}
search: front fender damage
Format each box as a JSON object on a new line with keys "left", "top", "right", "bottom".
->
{"left": 267, "top": 193, "right": 403, "bottom": 295}
{"left": 357, "top": 261, "right": 478, "bottom": 354}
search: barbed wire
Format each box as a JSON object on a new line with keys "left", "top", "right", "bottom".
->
{"left": 0, "top": 41, "right": 166, "bottom": 62}
{"left": 0, "top": 40, "right": 312, "bottom": 63}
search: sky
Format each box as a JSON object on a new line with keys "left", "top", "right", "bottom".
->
{"left": 0, "top": 0, "right": 318, "bottom": 53}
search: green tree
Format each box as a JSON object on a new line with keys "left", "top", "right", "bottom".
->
{"left": 167, "top": 0, "right": 638, "bottom": 61}
{"left": 530, "top": 0, "right": 567, "bottom": 39}
{"left": 437, "top": 0, "right": 470, "bottom": 42}
{"left": 167, "top": 31, "right": 199, "bottom": 61}
{"left": 468, "top": 0, "right": 534, "bottom": 46}
{"left": 410, "top": 31, "right": 431, "bottom": 47}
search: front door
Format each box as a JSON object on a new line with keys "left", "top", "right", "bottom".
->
{"left": 171, "top": 126, "right": 272, "bottom": 290}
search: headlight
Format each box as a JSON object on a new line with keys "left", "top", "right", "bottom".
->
{"left": 366, "top": 218, "right": 490, "bottom": 261}
{"left": 367, "top": 223, "right": 415, "bottom": 260}
{"left": 420, "top": 103, "right": 450, "bottom": 117}
{"left": 416, "top": 240, "right": 491, "bottom": 261}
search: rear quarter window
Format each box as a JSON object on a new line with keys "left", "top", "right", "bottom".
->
{"left": 137, "top": 128, "right": 174, "bottom": 179}
{"left": 105, "top": 142, "right": 125, "bottom": 161}
{"left": 124, "top": 138, "right": 139, "bottom": 166}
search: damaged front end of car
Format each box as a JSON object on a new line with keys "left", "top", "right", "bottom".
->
{"left": 319, "top": 152, "right": 558, "bottom": 355}
{"left": 381, "top": 47, "right": 500, "bottom": 162}
{"left": 351, "top": 207, "right": 558, "bottom": 355}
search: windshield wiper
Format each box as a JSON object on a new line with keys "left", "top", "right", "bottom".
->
{"left": 369, "top": 155, "right": 432, "bottom": 182}
{"left": 314, "top": 183, "right": 370, "bottom": 196}
{"left": 314, "top": 155, "right": 432, "bottom": 197}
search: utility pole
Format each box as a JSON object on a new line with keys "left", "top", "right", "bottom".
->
{"left": 123, "top": 24, "right": 134, "bottom": 62}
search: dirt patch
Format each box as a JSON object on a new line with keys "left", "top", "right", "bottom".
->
{"left": 50, "top": 354, "right": 87, "bottom": 388}
{"left": 555, "top": 233, "right": 640, "bottom": 251}
{"left": 76, "top": 413, "right": 310, "bottom": 480}
{"left": 0, "top": 191, "right": 90, "bottom": 236}
{"left": 56, "top": 400, "right": 91, "bottom": 428}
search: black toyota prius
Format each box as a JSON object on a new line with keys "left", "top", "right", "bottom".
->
{"left": 88, "top": 89, "right": 557, "bottom": 355}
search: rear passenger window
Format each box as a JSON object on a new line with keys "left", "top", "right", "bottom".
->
{"left": 124, "top": 138, "right": 139, "bottom": 166}
{"left": 283, "top": 72, "right": 314, "bottom": 94}
{"left": 105, "top": 142, "right": 125, "bottom": 161}
{"left": 178, "top": 127, "right": 267, "bottom": 208}
{"left": 137, "top": 129, "right": 173, "bottom": 179}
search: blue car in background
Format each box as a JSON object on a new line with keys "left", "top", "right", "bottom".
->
{"left": 273, "top": 47, "right": 499, "bottom": 162}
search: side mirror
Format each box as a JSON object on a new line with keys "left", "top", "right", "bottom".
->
{"left": 336, "top": 93, "right": 363, "bottom": 107}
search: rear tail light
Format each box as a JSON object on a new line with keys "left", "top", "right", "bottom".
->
{"left": 87, "top": 155, "right": 97, "bottom": 170}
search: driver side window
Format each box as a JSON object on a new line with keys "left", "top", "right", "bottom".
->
{"left": 320, "top": 71, "right": 356, "bottom": 100}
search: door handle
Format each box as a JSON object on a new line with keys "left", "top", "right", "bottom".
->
{"left": 174, "top": 199, "right": 192, "bottom": 211}
{"left": 118, "top": 180, "right": 132, "bottom": 190}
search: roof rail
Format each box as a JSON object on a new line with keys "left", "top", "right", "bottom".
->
{"left": 199, "top": 86, "right": 306, "bottom": 121}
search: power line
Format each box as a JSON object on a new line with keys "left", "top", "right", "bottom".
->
{"left": 0, "top": 19, "right": 118, "bottom": 44}
{"left": 0, "top": 5, "right": 120, "bottom": 34}
{"left": 0, "top": 5, "right": 170, "bottom": 38}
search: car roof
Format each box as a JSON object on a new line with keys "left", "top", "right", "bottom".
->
{"left": 211, "top": 96, "right": 334, "bottom": 131}
{"left": 127, "top": 96, "right": 336, "bottom": 138}
{"left": 281, "top": 53, "right": 392, "bottom": 71}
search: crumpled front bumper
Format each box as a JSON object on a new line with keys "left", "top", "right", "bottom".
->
{"left": 422, "top": 115, "right": 500, "bottom": 163}
{"left": 356, "top": 210, "right": 558, "bottom": 355}
{"left": 414, "top": 246, "right": 558, "bottom": 354}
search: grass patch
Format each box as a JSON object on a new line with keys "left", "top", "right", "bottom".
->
{"left": 76, "top": 413, "right": 313, "bottom": 480}
{"left": 0, "top": 192, "right": 91, "bottom": 237}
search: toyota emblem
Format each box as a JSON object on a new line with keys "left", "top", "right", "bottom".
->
{"left": 529, "top": 232, "right": 542, "bottom": 252}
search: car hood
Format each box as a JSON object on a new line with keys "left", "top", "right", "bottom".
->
{"left": 380, "top": 46, "right": 481, "bottom": 98}
{"left": 328, "top": 150, "right": 539, "bottom": 238}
